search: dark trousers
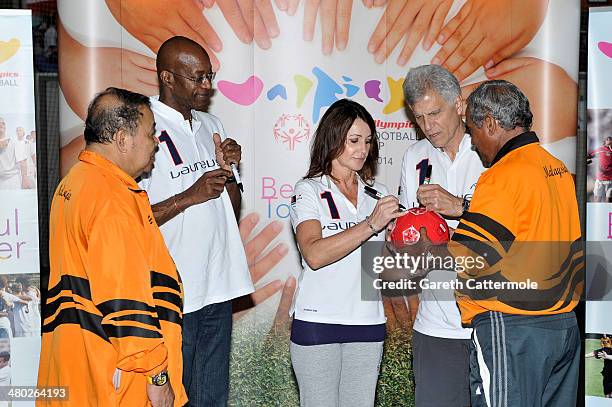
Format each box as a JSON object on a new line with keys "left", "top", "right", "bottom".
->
{"left": 413, "top": 330, "right": 471, "bottom": 407}
{"left": 470, "top": 311, "right": 580, "bottom": 407}
{"left": 182, "top": 300, "right": 233, "bottom": 407}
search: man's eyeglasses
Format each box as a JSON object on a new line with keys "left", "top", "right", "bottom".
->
{"left": 169, "top": 71, "right": 216, "bottom": 85}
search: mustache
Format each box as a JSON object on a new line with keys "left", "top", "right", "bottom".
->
{"left": 198, "top": 89, "right": 214, "bottom": 98}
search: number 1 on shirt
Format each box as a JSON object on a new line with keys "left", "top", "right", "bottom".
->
{"left": 320, "top": 191, "right": 340, "bottom": 219}
{"left": 158, "top": 131, "right": 184, "bottom": 166}
{"left": 416, "top": 159, "right": 430, "bottom": 185}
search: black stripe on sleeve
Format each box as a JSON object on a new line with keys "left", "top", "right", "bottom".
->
{"left": 462, "top": 212, "right": 515, "bottom": 251}
{"left": 155, "top": 306, "right": 182, "bottom": 325}
{"left": 42, "top": 307, "right": 109, "bottom": 343}
{"left": 151, "top": 271, "right": 181, "bottom": 292}
{"left": 43, "top": 295, "right": 88, "bottom": 321}
{"left": 455, "top": 222, "right": 491, "bottom": 243}
{"left": 547, "top": 239, "right": 584, "bottom": 281}
{"left": 496, "top": 264, "right": 583, "bottom": 312}
{"left": 47, "top": 275, "right": 92, "bottom": 301}
{"left": 110, "top": 313, "right": 161, "bottom": 326}
{"left": 153, "top": 292, "right": 182, "bottom": 310}
{"left": 452, "top": 234, "right": 503, "bottom": 268}
{"left": 103, "top": 324, "right": 162, "bottom": 339}
{"left": 97, "top": 299, "right": 157, "bottom": 317}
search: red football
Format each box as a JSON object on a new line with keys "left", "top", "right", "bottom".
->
{"left": 390, "top": 208, "right": 450, "bottom": 246}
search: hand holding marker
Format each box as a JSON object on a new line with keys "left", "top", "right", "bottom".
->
{"left": 231, "top": 163, "right": 243, "bottom": 192}
{"left": 364, "top": 185, "right": 407, "bottom": 211}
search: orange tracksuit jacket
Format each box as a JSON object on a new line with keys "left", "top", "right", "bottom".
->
{"left": 38, "top": 150, "right": 187, "bottom": 406}
{"left": 450, "top": 134, "right": 583, "bottom": 324}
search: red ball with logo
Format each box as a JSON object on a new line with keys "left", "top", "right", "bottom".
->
{"left": 390, "top": 208, "right": 450, "bottom": 247}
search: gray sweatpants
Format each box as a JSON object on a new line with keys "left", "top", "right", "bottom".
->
{"left": 290, "top": 341, "right": 384, "bottom": 407}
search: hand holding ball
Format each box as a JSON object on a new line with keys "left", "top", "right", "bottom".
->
{"left": 390, "top": 208, "right": 450, "bottom": 247}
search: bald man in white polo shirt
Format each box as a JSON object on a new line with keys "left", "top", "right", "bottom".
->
{"left": 139, "top": 37, "right": 253, "bottom": 406}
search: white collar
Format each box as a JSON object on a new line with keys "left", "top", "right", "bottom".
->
{"left": 150, "top": 96, "right": 199, "bottom": 126}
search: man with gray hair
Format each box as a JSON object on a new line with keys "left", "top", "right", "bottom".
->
{"left": 398, "top": 64, "right": 485, "bottom": 406}
{"left": 444, "top": 80, "right": 580, "bottom": 406}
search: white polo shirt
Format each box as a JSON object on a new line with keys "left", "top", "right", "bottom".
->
{"left": 399, "top": 134, "right": 485, "bottom": 339}
{"left": 289, "top": 175, "right": 386, "bottom": 325}
{"left": 139, "top": 97, "right": 253, "bottom": 313}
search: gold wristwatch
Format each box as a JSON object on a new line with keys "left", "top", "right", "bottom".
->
{"left": 146, "top": 370, "right": 169, "bottom": 386}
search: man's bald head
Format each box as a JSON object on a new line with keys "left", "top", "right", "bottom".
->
{"left": 156, "top": 36, "right": 210, "bottom": 78}
{"left": 156, "top": 36, "right": 213, "bottom": 115}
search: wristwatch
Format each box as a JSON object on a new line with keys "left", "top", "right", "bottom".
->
{"left": 146, "top": 370, "right": 169, "bottom": 386}
{"left": 461, "top": 197, "right": 471, "bottom": 214}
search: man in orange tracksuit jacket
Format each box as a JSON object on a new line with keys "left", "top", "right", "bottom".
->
{"left": 38, "top": 87, "right": 187, "bottom": 407}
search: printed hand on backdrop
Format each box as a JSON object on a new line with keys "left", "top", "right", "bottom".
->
{"left": 383, "top": 295, "right": 418, "bottom": 332}
{"left": 233, "top": 212, "right": 294, "bottom": 321}
{"left": 432, "top": 0, "right": 549, "bottom": 81}
{"left": 212, "top": 0, "right": 280, "bottom": 50}
{"left": 280, "top": 0, "right": 387, "bottom": 55}
{"left": 58, "top": 20, "right": 158, "bottom": 175}
{"left": 368, "top": 0, "right": 453, "bottom": 66}
{"left": 105, "top": 0, "right": 222, "bottom": 69}
{"left": 58, "top": 20, "right": 158, "bottom": 121}
{"left": 461, "top": 57, "right": 577, "bottom": 144}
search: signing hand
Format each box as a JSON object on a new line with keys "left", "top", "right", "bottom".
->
{"left": 216, "top": 0, "right": 280, "bottom": 49}
{"left": 432, "top": 0, "right": 549, "bottom": 81}
{"left": 184, "top": 168, "right": 232, "bottom": 205}
{"left": 105, "top": 0, "right": 222, "bottom": 69}
{"left": 368, "top": 0, "right": 452, "bottom": 65}
{"left": 213, "top": 133, "right": 242, "bottom": 172}
{"left": 417, "top": 184, "right": 463, "bottom": 217}
{"left": 368, "top": 195, "right": 403, "bottom": 232}
{"left": 233, "top": 212, "right": 292, "bottom": 321}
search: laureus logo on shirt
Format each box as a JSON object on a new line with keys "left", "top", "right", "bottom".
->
{"left": 543, "top": 164, "right": 569, "bottom": 179}
{"left": 323, "top": 221, "right": 357, "bottom": 231}
{"left": 273, "top": 114, "right": 311, "bottom": 151}
{"left": 170, "top": 159, "right": 218, "bottom": 179}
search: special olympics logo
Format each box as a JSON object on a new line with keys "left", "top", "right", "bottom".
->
{"left": 273, "top": 114, "right": 311, "bottom": 151}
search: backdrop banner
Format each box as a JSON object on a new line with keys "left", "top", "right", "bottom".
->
{"left": 0, "top": 8, "right": 42, "bottom": 407}
{"left": 585, "top": 6, "right": 612, "bottom": 405}
{"left": 57, "top": 1, "right": 580, "bottom": 405}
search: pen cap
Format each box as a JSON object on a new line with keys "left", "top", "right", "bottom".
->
{"left": 390, "top": 208, "right": 450, "bottom": 246}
